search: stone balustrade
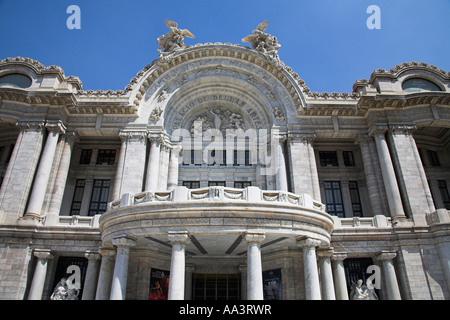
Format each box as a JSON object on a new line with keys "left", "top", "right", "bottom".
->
{"left": 107, "top": 186, "right": 326, "bottom": 212}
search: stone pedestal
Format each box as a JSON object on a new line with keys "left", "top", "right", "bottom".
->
{"left": 245, "top": 232, "right": 265, "bottom": 300}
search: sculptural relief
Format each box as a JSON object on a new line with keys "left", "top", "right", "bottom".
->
{"left": 50, "top": 278, "right": 79, "bottom": 300}
{"left": 189, "top": 107, "right": 247, "bottom": 136}
{"left": 157, "top": 20, "right": 195, "bottom": 60}
{"left": 242, "top": 21, "right": 282, "bottom": 67}
{"left": 349, "top": 279, "right": 378, "bottom": 300}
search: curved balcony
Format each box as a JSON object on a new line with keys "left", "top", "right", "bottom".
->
{"left": 99, "top": 186, "right": 334, "bottom": 252}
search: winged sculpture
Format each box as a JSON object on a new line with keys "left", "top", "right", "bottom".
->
{"left": 157, "top": 20, "right": 195, "bottom": 55}
{"left": 242, "top": 20, "right": 281, "bottom": 63}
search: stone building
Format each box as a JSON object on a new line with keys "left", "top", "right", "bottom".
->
{"left": 0, "top": 22, "right": 449, "bottom": 300}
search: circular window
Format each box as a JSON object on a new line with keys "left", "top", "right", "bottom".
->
{"left": 0, "top": 73, "right": 32, "bottom": 88}
{"left": 402, "top": 78, "right": 441, "bottom": 93}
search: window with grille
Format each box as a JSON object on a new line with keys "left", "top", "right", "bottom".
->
{"left": 438, "top": 180, "right": 450, "bottom": 210}
{"left": 192, "top": 274, "right": 240, "bottom": 300}
{"left": 182, "top": 181, "right": 200, "bottom": 189}
{"left": 50, "top": 256, "right": 88, "bottom": 300}
{"left": 349, "top": 181, "right": 363, "bottom": 217}
{"left": 234, "top": 181, "right": 251, "bottom": 188}
{"left": 324, "top": 181, "right": 344, "bottom": 217}
{"left": 88, "top": 179, "right": 110, "bottom": 216}
{"left": 344, "top": 258, "right": 379, "bottom": 298}
{"left": 96, "top": 149, "right": 116, "bottom": 165}
{"left": 208, "top": 181, "right": 226, "bottom": 187}
{"left": 79, "top": 149, "right": 92, "bottom": 164}
{"left": 70, "top": 179, "right": 85, "bottom": 215}
{"left": 319, "top": 151, "right": 338, "bottom": 167}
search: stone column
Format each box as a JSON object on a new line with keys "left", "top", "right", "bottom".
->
{"left": 356, "top": 134, "right": 384, "bottom": 215}
{"left": 245, "top": 232, "right": 265, "bottom": 300}
{"left": 369, "top": 126, "right": 405, "bottom": 218}
{"left": 82, "top": 251, "right": 101, "bottom": 300}
{"left": 28, "top": 249, "right": 53, "bottom": 300}
{"left": 167, "top": 145, "right": 181, "bottom": 190}
{"left": 185, "top": 265, "right": 194, "bottom": 300}
{"left": 317, "top": 248, "right": 336, "bottom": 300}
{"left": 273, "top": 132, "right": 288, "bottom": 192}
{"left": 95, "top": 247, "right": 116, "bottom": 300}
{"left": 112, "top": 131, "right": 147, "bottom": 199}
{"left": 331, "top": 253, "right": 348, "bottom": 300}
{"left": 388, "top": 125, "right": 435, "bottom": 225}
{"left": 46, "top": 131, "right": 77, "bottom": 225}
{"left": 297, "top": 238, "right": 321, "bottom": 300}
{"left": 288, "top": 133, "right": 321, "bottom": 200}
{"left": 110, "top": 237, "right": 136, "bottom": 300}
{"left": 24, "top": 121, "right": 66, "bottom": 222}
{"left": 0, "top": 122, "right": 45, "bottom": 225}
{"left": 168, "top": 231, "right": 189, "bottom": 300}
{"left": 378, "top": 251, "right": 401, "bottom": 300}
{"left": 145, "top": 134, "right": 162, "bottom": 191}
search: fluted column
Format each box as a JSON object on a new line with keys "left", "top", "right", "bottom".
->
{"left": 146, "top": 134, "right": 162, "bottom": 191}
{"left": 331, "top": 253, "right": 348, "bottom": 300}
{"left": 168, "top": 231, "right": 189, "bottom": 300}
{"left": 110, "top": 237, "right": 136, "bottom": 300}
{"left": 24, "top": 121, "right": 66, "bottom": 222}
{"left": 167, "top": 145, "right": 181, "bottom": 190}
{"left": 95, "top": 247, "right": 116, "bottom": 300}
{"left": 369, "top": 126, "right": 405, "bottom": 218}
{"left": 378, "top": 251, "right": 401, "bottom": 300}
{"left": 28, "top": 249, "right": 53, "bottom": 300}
{"left": 82, "top": 251, "right": 101, "bottom": 300}
{"left": 317, "top": 248, "right": 336, "bottom": 300}
{"left": 245, "top": 232, "right": 265, "bottom": 300}
{"left": 297, "top": 238, "right": 321, "bottom": 300}
{"left": 273, "top": 132, "right": 288, "bottom": 192}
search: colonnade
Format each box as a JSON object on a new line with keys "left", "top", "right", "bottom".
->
{"left": 26, "top": 233, "right": 402, "bottom": 300}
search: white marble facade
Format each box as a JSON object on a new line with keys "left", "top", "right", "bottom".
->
{"left": 0, "top": 22, "right": 450, "bottom": 300}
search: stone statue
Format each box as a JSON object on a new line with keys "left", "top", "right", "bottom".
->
{"left": 242, "top": 21, "right": 282, "bottom": 66}
{"left": 350, "top": 279, "right": 378, "bottom": 300}
{"left": 157, "top": 20, "right": 195, "bottom": 57}
{"left": 50, "top": 277, "right": 80, "bottom": 300}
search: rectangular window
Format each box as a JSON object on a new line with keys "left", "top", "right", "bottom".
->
{"left": 233, "top": 150, "right": 251, "bottom": 166}
{"left": 348, "top": 181, "right": 363, "bottom": 217}
{"left": 234, "top": 181, "right": 252, "bottom": 188}
{"left": 438, "top": 180, "right": 450, "bottom": 210}
{"left": 192, "top": 273, "right": 240, "bottom": 300}
{"left": 427, "top": 150, "right": 440, "bottom": 166}
{"left": 208, "top": 181, "right": 226, "bottom": 187}
{"left": 96, "top": 149, "right": 116, "bottom": 165}
{"left": 79, "top": 149, "right": 92, "bottom": 164}
{"left": 88, "top": 179, "right": 110, "bottom": 216}
{"left": 343, "top": 151, "right": 355, "bottom": 166}
{"left": 319, "top": 151, "right": 338, "bottom": 167}
{"left": 70, "top": 179, "right": 85, "bottom": 215}
{"left": 324, "top": 181, "right": 345, "bottom": 217}
{"left": 182, "top": 181, "right": 200, "bottom": 189}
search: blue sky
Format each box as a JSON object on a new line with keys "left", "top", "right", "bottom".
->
{"left": 1, "top": 0, "right": 449, "bottom": 93}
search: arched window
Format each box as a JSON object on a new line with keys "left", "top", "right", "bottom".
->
{"left": 402, "top": 78, "right": 441, "bottom": 93}
{"left": 0, "top": 73, "right": 32, "bottom": 88}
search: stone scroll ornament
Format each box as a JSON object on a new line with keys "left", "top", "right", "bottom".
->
{"left": 242, "top": 21, "right": 282, "bottom": 68}
{"left": 157, "top": 20, "right": 195, "bottom": 62}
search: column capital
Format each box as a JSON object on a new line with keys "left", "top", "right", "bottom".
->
{"left": 119, "top": 130, "right": 147, "bottom": 142}
{"left": 99, "top": 246, "right": 116, "bottom": 257}
{"left": 288, "top": 132, "right": 316, "bottom": 145}
{"left": 378, "top": 251, "right": 397, "bottom": 261}
{"left": 296, "top": 237, "right": 321, "bottom": 248}
{"left": 168, "top": 231, "right": 190, "bottom": 244}
{"left": 33, "top": 249, "right": 53, "bottom": 260}
{"left": 16, "top": 120, "right": 45, "bottom": 132}
{"left": 45, "top": 120, "right": 66, "bottom": 134}
{"left": 85, "top": 251, "right": 102, "bottom": 261}
{"left": 245, "top": 232, "right": 266, "bottom": 244}
{"left": 331, "top": 253, "right": 347, "bottom": 261}
{"left": 111, "top": 236, "right": 136, "bottom": 249}
{"left": 317, "top": 247, "right": 334, "bottom": 258}
{"left": 148, "top": 132, "right": 164, "bottom": 144}
{"left": 388, "top": 124, "right": 417, "bottom": 136}
{"left": 368, "top": 125, "right": 388, "bottom": 137}
{"left": 355, "top": 133, "right": 372, "bottom": 146}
